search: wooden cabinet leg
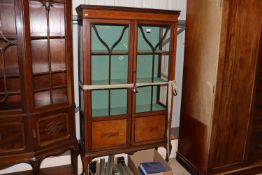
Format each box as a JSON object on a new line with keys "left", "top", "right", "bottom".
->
{"left": 71, "top": 148, "right": 78, "bottom": 175}
{"left": 29, "top": 157, "right": 42, "bottom": 175}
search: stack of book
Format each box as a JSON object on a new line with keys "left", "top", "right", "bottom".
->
{"left": 138, "top": 162, "right": 166, "bottom": 175}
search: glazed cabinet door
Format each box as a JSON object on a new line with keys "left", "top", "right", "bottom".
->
{"left": 29, "top": 0, "right": 70, "bottom": 109}
{"left": 132, "top": 23, "right": 174, "bottom": 145}
{"left": 0, "top": 0, "right": 28, "bottom": 155}
{"left": 0, "top": 0, "right": 23, "bottom": 112}
{"left": 82, "top": 19, "right": 132, "bottom": 151}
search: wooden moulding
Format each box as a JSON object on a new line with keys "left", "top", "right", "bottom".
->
{"left": 76, "top": 5, "right": 180, "bottom": 22}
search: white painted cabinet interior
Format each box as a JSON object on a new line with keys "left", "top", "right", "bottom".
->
{"left": 73, "top": 0, "right": 187, "bottom": 139}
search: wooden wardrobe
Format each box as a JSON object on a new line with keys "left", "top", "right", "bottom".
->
{"left": 0, "top": 0, "right": 78, "bottom": 174}
{"left": 177, "top": 0, "right": 262, "bottom": 174}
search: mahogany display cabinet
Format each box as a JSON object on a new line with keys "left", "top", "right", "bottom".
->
{"left": 76, "top": 5, "right": 180, "bottom": 174}
{"left": 0, "top": 0, "right": 78, "bottom": 174}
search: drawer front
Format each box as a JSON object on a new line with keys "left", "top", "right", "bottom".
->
{"left": 134, "top": 115, "right": 166, "bottom": 143}
{"left": 0, "top": 122, "right": 25, "bottom": 154}
{"left": 36, "top": 113, "right": 71, "bottom": 147}
{"left": 92, "top": 119, "right": 127, "bottom": 149}
{"left": 249, "top": 130, "right": 262, "bottom": 160}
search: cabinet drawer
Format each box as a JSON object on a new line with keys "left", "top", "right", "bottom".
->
{"left": 0, "top": 122, "right": 25, "bottom": 154}
{"left": 36, "top": 113, "right": 71, "bottom": 147}
{"left": 249, "top": 131, "right": 262, "bottom": 160}
{"left": 92, "top": 119, "right": 127, "bottom": 149}
{"left": 134, "top": 115, "right": 165, "bottom": 143}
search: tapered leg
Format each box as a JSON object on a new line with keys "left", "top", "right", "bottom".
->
{"left": 71, "top": 148, "right": 78, "bottom": 175}
{"left": 29, "top": 157, "right": 43, "bottom": 175}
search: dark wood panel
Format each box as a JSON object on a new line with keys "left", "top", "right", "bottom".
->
{"left": 0, "top": 122, "right": 25, "bottom": 154}
{"left": 36, "top": 113, "right": 70, "bottom": 147}
{"left": 134, "top": 115, "right": 165, "bottom": 143}
{"left": 92, "top": 119, "right": 127, "bottom": 149}
{"left": 249, "top": 130, "right": 262, "bottom": 161}
{"left": 210, "top": 0, "right": 262, "bottom": 169}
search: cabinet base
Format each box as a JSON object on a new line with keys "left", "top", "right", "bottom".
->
{"left": 0, "top": 141, "right": 79, "bottom": 175}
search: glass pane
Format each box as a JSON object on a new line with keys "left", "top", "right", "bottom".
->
{"left": 0, "top": 0, "right": 16, "bottom": 37}
{"left": 136, "top": 86, "right": 152, "bottom": 113}
{"left": 50, "top": 39, "right": 66, "bottom": 71}
{"left": 136, "top": 85, "right": 167, "bottom": 113}
{"left": 111, "top": 55, "right": 128, "bottom": 84}
{"left": 52, "top": 88, "right": 67, "bottom": 104}
{"left": 91, "top": 55, "right": 128, "bottom": 85}
{"left": 136, "top": 55, "right": 168, "bottom": 83}
{"left": 111, "top": 89, "right": 127, "bottom": 115}
{"left": 138, "top": 25, "right": 170, "bottom": 52}
{"left": 152, "top": 85, "right": 167, "bottom": 111}
{"left": 49, "top": 3, "right": 65, "bottom": 36}
{"left": 31, "top": 39, "right": 49, "bottom": 74}
{"left": 91, "top": 55, "right": 109, "bottom": 85}
{"left": 29, "top": 1, "right": 48, "bottom": 37}
{"left": 34, "top": 91, "right": 51, "bottom": 107}
{"left": 92, "top": 90, "right": 109, "bottom": 117}
{"left": 91, "top": 24, "right": 129, "bottom": 52}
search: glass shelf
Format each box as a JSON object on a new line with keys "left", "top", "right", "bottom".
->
{"left": 136, "top": 77, "right": 167, "bottom": 83}
{"left": 33, "top": 85, "right": 67, "bottom": 93}
{"left": 136, "top": 104, "right": 166, "bottom": 113}
{"left": 91, "top": 79, "right": 128, "bottom": 85}
{"left": 92, "top": 106, "right": 127, "bottom": 117}
{"left": 91, "top": 51, "right": 129, "bottom": 55}
{"left": 32, "top": 70, "right": 67, "bottom": 76}
{"left": 137, "top": 50, "right": 169, "bottom": 55}
{"left": 31, "top": 36, "right": 65, "bottom": 40}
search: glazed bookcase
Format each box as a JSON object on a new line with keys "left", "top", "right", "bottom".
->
{"left": 0, "top": 0, "right": 77, "bottom": 174}
{"left": 76, "top": 5, "right": 179, "bottom": 174}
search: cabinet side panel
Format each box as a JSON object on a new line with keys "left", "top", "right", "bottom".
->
{"left": 177, "top": 0, "right": 223, "bottom": 173}
{"left": 210, "top": 0, "right": 262, "bottom": 170}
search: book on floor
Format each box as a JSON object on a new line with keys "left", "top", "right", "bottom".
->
{"left": 139, "top": 162, "right": 166, "bottom": 174}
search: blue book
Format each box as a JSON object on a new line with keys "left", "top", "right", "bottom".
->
{"left": 138, "top": 166, "right": 146, "bottom": 175}
{"left": 140, "top": 162, "right": 166, "bottom": 174}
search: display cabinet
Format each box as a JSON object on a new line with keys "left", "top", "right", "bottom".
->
{"left": 0, "top": 0, "right": 78, "bottom": 174}
{"left": 76, "top": 5, "right": 179, "bottom": 174}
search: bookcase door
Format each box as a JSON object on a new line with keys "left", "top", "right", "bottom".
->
{"left": 29, "top": 0, "right": 69, "bottom": 108}
{"left": 0, "top": 0, "right": 22, "bottom": 111}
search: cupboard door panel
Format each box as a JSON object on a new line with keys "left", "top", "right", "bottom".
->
{"left": 0, "top": 122, "right": 25, "bottom": 154}
{"left": 134, "top": 115, "right": 165, "bottom": 143}
{"left": 36, "top": 113, "right": 70, "bottom": 147}
{"left": 249, "top": 130, "right": 262, "bottom": 161}
{"left": 92, "top": 119, "right": 127, "bottom": 149}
